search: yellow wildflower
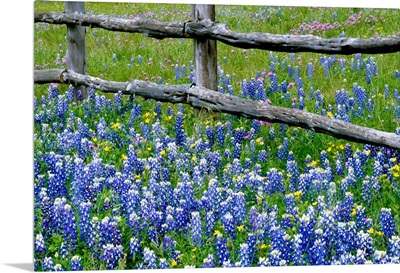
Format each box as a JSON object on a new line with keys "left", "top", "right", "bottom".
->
{"left": 171, "top": 260, "right": 177, "bottom": 267}
{"left": 111, "top": 122, "right": 120, "bottom": 129}
{"left": 327, "top": 111, "right": 333, "bottom": 118}
{"left": 367, "top": 228, "right": 374, "bottom": 234}
{"left": 350, "top": 207, "right": 357, "bottom": 216}
{"left": 93, "top": 137, "right": 98, "bottom": 143}
{"left": 393, "top": 172, "right": 399, "bottom": 178}
{"left": 376, "top": 231, "right": 383, "bottom": 236}
{"left": 257, "top": 197, "right": 262, "bottom": 204}
{"left": 177, "top": 254, "right": 184, "bottom": 260}
{"left": 237, "top": 225, "right": 244, "bottom": 232}
{"left": 160, "top": 150, "right": 166, "bottom": 156}
{"left": 191, "top": 156, "right": 196, "bottom": 161}
{"left": 294, "top": 191, "right": 302, "bottom": 199}
{"left": 104, "top": 146, "right": 111, "bottom": 152}
{"left": 191, "top": 247, "right": 197, "bottom": 252}
{"left": 214, "top": 230, "right": 222, "bottom": 236}
{"left": 307, "top": 160, "right": 318, "bottom": 168}
{"left": 134, "top": 174, "right": 140, "bottom": 180}
{"left": 147, "top": 147, "right": 151, "bottom": 151}
{"left": 260, "top": 244, "right": 267, "bottom": 249}
{"left": 312, "top": 201, "right": 318, "bottom": 206}
{"left": 144, "top": 112, "right": 150, "bottom": 118}
{"left": 166, "top": 115, "right": 172, "bottom": 120}
{"left": 339, "top": 145, "right": 344, "bottom": 150}
{"left": 145, "top": 118, "right": 151, "bottom": 124}
{"left": 121, "top": 154, "right": 127, "bottom": 161}
{"left": 190, "top": 143, "right": 196, "bottom": 149}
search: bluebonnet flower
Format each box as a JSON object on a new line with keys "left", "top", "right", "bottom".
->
{"left": 336, "top": 221, "right": 357, "bottom": 256}
{"left": 344, "top": 143, "right": 353, "bottom": 163}
{"left": 35, "top": 233, "right": 47, "bottom": 253}
{"left": 270, "top": 73, "right": 278, "bottom": 92}
{"left": 270, "top": 61, "right": 276, "bottom": 73}
{"left": 309, "top": 237, "right": 327, "bottom": 265}
{"left": 205, "top": 210, "right": 216, "bottom": 235}
{"left": 388, "top": 236, "right": 400, "bottom": 259}
{"left": 287, "top": 160, "right": 299, "bottom": 192}
{"left": 269, "top": 249, "right": 286, "bottom": 266}
{"left": 373, "top": 250, "right": 388, "bottom": 264}
{"left": 335, "top": 192, "right": 354, "bottom": 222}
{"left": 277, "top": 138, "right": 289, "bottom": 160}
{"left": 239, "top": 243, "right": 251, "bottom": 267}
{"left": 233, "top": 143, "right": 241, "bottom": 159}
{"left": 78, "top": 201, "right": 92, "bottom": 244}
{"left": 129, "top": 236, "right": 141, "bottom": 258}
{"left": 306, "top": 62, "right": 314, "bottom": 79}
{"left": 335, "top": 152, "right": 344, "bottom": 176}
{"left": 373, "top": 160, "right": 384, "bottom": 178}
{"left": 215, "top": 234, "right": 230, "bottom": 265}
{"left": 101, "top": 244, "right": 124, "bottom": 270}
{"left": 175, "top": 112, "right": 186, "bottom": 147}
{"left": 190, "top": 211, "right": 203, "bottom": 246}
{"left": 181, "top": 64, "right": 187, "bottom": 78}
{"left": 142, "top": 247, "right": 157, "bottom": 269}
{"left": 42, "top": 257, "right": 54, "bottom": 271}
{"left": 70, "top": 255, "right": 83, "bottom": 271}
{"left": 354, "top": 205, "right": 370, "bottom": 231}
{"left": 158, "top": 258, "right": 169, "bottom": 269}
{"left": 257, "top": 149, "right": 268, "bottom": 163}
{"left": 213, "top": 122, "right": 225, "bottom": 147}
{"left": 202, "top": 254, "right": 215, "bottom": 268}
{"left": 298, "top": 213, "right": 314, "bottom": 251}
{"left": 379, "top": 208, "right": 396, "bottom": 239}
{"left": 222, "top": 212, "right": 235, "bottom": 238}
{"left": 232, "top": 191, "right": 246, "bottom": 225}
{"left": 395, "top": 70, "right": 399, "bottom": 78}
{"left": 99, "top": 216, "right": 122, "bottom": 246}
{"left": 266, "top": 168, "right": 285, "bottom": 194}
{"left": 54, "top": 199, "right": 78, "bottom": 251}
{"left": 48, "top": 160, "right": 68, "bottom": 200}
{"left": 366, "top": 64, "right": 372, "bottom": 84}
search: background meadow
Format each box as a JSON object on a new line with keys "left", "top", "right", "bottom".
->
{"left": 31, "top": 0, "right": 400, "bottom": 271}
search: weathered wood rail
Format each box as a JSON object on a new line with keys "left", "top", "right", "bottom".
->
{"left": 34, "top": 69, "right": 400, "bottom": 150}
{"left": 34, "top": 12, "right": 400, "bottom": 55}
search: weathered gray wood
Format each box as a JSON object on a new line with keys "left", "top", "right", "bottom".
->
{"left": 34, "top": 69, "right": 65, "bottom": 84}
{"left": 33, "top": 69, "right": 400, "bottom": 150}
{"left": 34, "top": 12, "right": 185, "bottom": 39}
{"left": 193, "top": 5, "right": 218, "bottom": 117}
{"left": 65, "top": 2, "right": 87, "bottom": 100}
{"left": 185, "top": 19, "right": 400, "bottom": 55}
{"left": 34, "top": 12, "right": 400, "bottom": 54}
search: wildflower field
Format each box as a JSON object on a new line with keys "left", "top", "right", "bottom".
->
{"left": 33, "top": 2, "right": 400, "bottom": 271}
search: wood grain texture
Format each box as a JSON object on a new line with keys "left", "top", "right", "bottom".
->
{"left": 35, "top": 12, "right": 400, "bottom": 54}
{"left": 34, "top": 69, "right": 400, "bottom": 150}
{"left": 65, "top": 2, "right": 88, "bottom": 99}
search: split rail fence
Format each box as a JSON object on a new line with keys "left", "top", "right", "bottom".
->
{"left": 34, "top": 3, "right": 400, "bottom": 150}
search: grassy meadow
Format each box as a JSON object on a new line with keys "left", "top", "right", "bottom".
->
{"left": 33, "top": 2, "right": 400, "bottom": 271}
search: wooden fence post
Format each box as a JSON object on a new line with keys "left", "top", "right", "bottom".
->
{"left": 192, "top": 4, "right": 217, "bottom": 117}
{"left": 65, "top": 1, "right": 87, "bottom": 100}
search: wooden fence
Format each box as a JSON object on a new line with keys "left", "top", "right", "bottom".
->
{"left": 33, "top": 3, "right": 400, "bottom": 150}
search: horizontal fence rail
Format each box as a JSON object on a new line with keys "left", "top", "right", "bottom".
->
{"left": 34, "top": 69, "right": 400, "bottom": 150}
{"left": 34, "top": 12, "right": 400, "bottom": 55}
